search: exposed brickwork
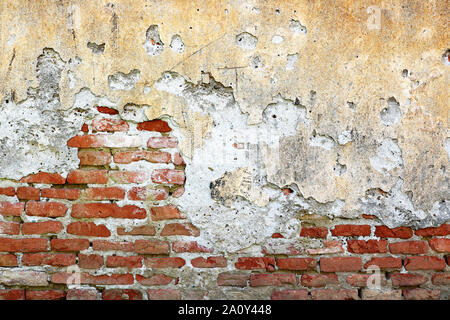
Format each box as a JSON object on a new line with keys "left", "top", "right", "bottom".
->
{"left": 0, "top": 106, "right": 447, "bottom": 300}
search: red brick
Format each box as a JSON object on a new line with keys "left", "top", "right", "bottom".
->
{"left": 346, "top": 274, "right": 387, "bottom": 287}
{"left": 96, "top": 106, "right": 119, "bottom": 115}
{"left": 0, "top": 187, "right": 15, "bottom": 196}
{"left": 0, "top": 238, "right": 48, "bottom": 252}
{"left": 144, "top": 257, "right": 186, "bottom": 268}
{"left": 137, "top": 120, "right": 171, "bottom": 132}
{"left": 26, "top": 201, "right": 67, "bottom": 217}
{"left": 391, "top": 273, "right": 427, "bottom": 286}
{"left": 109, "top": 171, "right": 149, "bottom": 183}
{"left": 81, "top": 123, "right": 89, "bottom": 132}
{"left": 92, "top": 118, "right": 129, "bottom": 132}
{"left": 191, "top": 256, "right": 227, "bottom": 268}
{"left": 26, "top": 290, "right": 65, "bottom": 300}
{"left": 71, "top": 203, "right": 146, "bottom": 219}
{"left": 22, "top": 253, "right": 76, "bottom": 267}
{"left": 51, "top": 239, "right": 90, "bottom": 251}
{"left": 404, "top": 256, "right": 446, "bottom": 271}
{"left": 0, "top": 202, "right": 24, "bottom": 216}
{"left": 19, "top": 172, "right": 65, "bottom": 184}
{"left": 173, "top": 152, "right": 184, "bottom": 166}
{"left": 301, "top": 274, "right": 338, "bottom": 287}
{"left": 261, "top": 240, "right": 303, "bottom": 255}
{"left": 147, "top": 137, "right": 178, "bottom": 148}
{"left": 17, "top": 187, "right": 40, "bottom": 200}
{"left": 106, "top": 256, "right": 143, "bottom": 269}
{"left": 78, "top": 254, "right": 104, "bottom": 269}
{"left": 67, "top": 134, "right": 142, "bottom": 148}
{"left": 415, "top": 224, "right": 450, "bottom": 237}
{"left": 361, "top": 289, "right": 402, "bottom": 300}
{"left": 113, "top": 150, "right": 171, "bottom": 164}
{"left": 22, "top": 221, "right": 63, "bottom": 235}
{"left": 67, "top": 170, "right": 108, "bottom": 184}
{"left": 364, "top": 257, "right": 402, "bottom": 270}
{"left": 83, "top": 273, "right": 134, "bottom": 285}
{"left": 127, "top": 187, "right": 168, "bottom": 201}
{"left": 67, "top": 221, "right": 111, "bottom": 237}
{"left": 0, "top": 254, "right": 18, "bottom": 267}
{"left": 41, "top": 188, "right": 81, "bottom": 200}
{"left": 277, "top": 258, "right": 317, "bottom": 271}
{"left": 431, "top": 273, "right": 450, "bottom": 285}
{"left": 250, "top": 273, "right": 297, "bottom": 287}
{"left": 51, "top": 272, "right": 134, "bottom": 285}
{"left": 217, "top": 272, "right": 249, "bottom": 287}
{"left": 78, "top": 150, "right": 111, "bottom": 165}
{"left": 235, "top": 257, "right": 276, "bottom": 271}
{"left": 147, "top": 289, "right": 181, "bottom": 300}
{"left": 389, "top": 241, "right": 429, "bottom": 254}
{"left": 402, "top": 288, "right": 440, "bottom": 300}
{"left": 84, "top": 187, "right": 125, "bottom": 200}
{"left": 150, "top": 205, "right": 185, "bottom": 221}
{"left": 0, "top": 289, "right": 24, "bottom": 300}
{"left": 92, "top": 240, "right": 133, "bottom": 252}
{"left": 347, "top": 240, "right": 388, "bottom": 253}
{"left": 271, "top": 290, "right": 308, "bottom": 300}
{"left": 271, "top": 233, "right": 284, "bottom": 238}
{"left": 428, "top": 238, "right": 450, "bottom": 253}
{"left": 136, "top": 274, "right": 176, "bottom": 286}
{"left": 172, "top": 241, "right": 213, "bottom": 253}
{"left": 160, "top": 223, "right": 200, "bottom": 236}
{"left": 300, "top": 227, "right": 328, "bottom": 239}
{"left": 172, "top": 187, "right": 185, "bottom": 198}
{"left": 320, "top": 257, "right": 362, "bottom": 272}
{"left": 103, "top": 289, "right": 143, "bottom": 300}
{"left": 362, "top": 214, "right": 377, "bottom": 219}
{"left": 375, "top": 226, "right": 413, "bottom": 239}
{"left": 117, "top": 225, "right": 156, "bottom": 236}
{"left": 311, "top": 289, "right": 359, "bottom": 300}
{"left": 0, "top": 270, "right": 48, "bottom": 286}
{"left": 134, "top": 240, "right": 170, "bottom": 254}
{"left": 306, "top": 240, "right": 344, "bottom": 255}
{"left": 66, "top": 289, "right": 100, "bottom": 300}
{"left": 152, "top": 169, "right": 185, "bottom": 185}
{"left": 0, "top": 221, "right": 20, "bottom": 235}
{"left": 331, "top": 224, "right": 371, "bottom": 236}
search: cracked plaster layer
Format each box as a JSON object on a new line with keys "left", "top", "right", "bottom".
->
{"left": 0, "top": 0, "right": 448, "bottom": 249}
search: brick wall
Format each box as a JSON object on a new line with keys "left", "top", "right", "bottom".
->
{"left": 0, "top": 105, "right": 448, "bottom": 300}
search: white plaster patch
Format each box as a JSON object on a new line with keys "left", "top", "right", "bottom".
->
{"left": 143, "top": 25, "right": 164, "bottom": 56}
{"left": 286, "top": 53, "right": 298, "bottom": 71}
{"left": 235, "top": 32, "right": 258, "bottom": 50}
{"left": 380, "top": 97, "right": 402, "bottom": 126}
{"left": 169, "top": 34, "right": 185, "bottom": 53}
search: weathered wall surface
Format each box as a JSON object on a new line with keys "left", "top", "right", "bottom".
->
{"left": 0, "top": 0, "right": 448, "bottom": 300}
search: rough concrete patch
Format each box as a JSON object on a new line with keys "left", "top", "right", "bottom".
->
{"left": 0, "top": 49, "right": 95, "bottom": 180}
{"left": 108, "top": 69, "right": 140, "bottom": 90}
{"left": 249, "top": 55, "right": 263, "bottom": 70}
{"left": 309, "top": 132, "right": 335, "bottom": 150}
{"left": 360, "top": 179, "right": 450, "bottom": 228}
{"left": 87, "top": 41, "right": 105, "bottom": 54}
{"left": 370, "top": 139, "right": 403, "bottom": 174}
